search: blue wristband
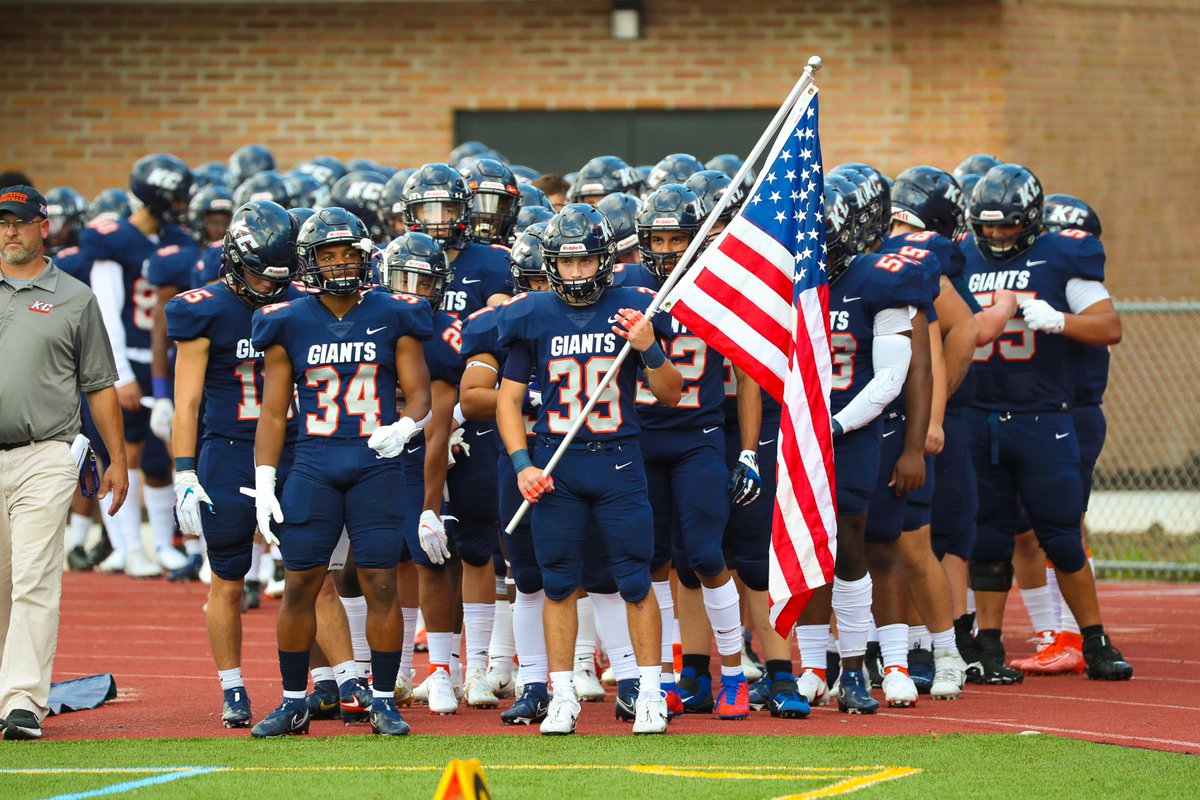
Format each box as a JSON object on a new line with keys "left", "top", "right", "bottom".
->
{"left": 175, "top": 456, "right": 196, "bottom": 472}
{"left": 152, "top": 376, "right": 171, "bottom": 399}
{"left": 831, "top": 418, "right": 843, "bottom": 439}
{"left": 510, "top": 449, "right": 534, "bottom": 472}
{"left": 640, "top": 341, "right": 667, "bottom": 370}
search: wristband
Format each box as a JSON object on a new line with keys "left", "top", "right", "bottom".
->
{"left": 640, "top": 341, "right": 667, "bottom": 370}
{"left": 510, "top": 449, "right": 534, "bottom": 473}
{"left": 831, "top": 418, "right": 844, "bottom": 438}
{"left": 175, "top": 456, "right": 196, "bottom": 472}
{"left": 452, "top": 402, "right": 467, "bottom": 428}
{"left": 152, "top": 376, "right": 171, "bottom": 399}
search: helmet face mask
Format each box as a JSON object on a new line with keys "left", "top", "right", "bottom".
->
{"left": 595, "top": 192, "right": 643, "bottom": 260}
{"left": 296, "top": 207, "right": 374, "bottom": 296}
{"left": 541, "top": 203, "right": 617, "bottom": 307}
{"left": 464, "top": 158, "right": 522, "bottom": 245}
{"left": 382, "top": 232, "right": 453, "bottom": 310}
{"left": 969, "top": 164, "right": 1044, "bottom": 261}
{"left": 509, "top": 221, "right": 551, "bottom": 293}
{"left": 44, "top": 187, "right": 88, "bottom": 251}
{"left": 823, "top": 184, "right": 855, "bottom": 284}
{"left": 187, "top": 186, "right": 235, "bottom": 244}
{"left": 402, "top": 163, "right": 473, "bottom": 250}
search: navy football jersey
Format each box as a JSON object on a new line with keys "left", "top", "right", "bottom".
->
{"left": 146, "top": 241, "right": 201, "bottom": 290}
{"left": 166, "top": 281, "right": 306, "bottom": 441}
{"left": 442, "top": 241, "right": 511, "bottom": 318}
{"left": 426, "top": 310, "right": 465, "bottom": 386}
{"left": 461, "top": 304, "right": 502, "bottom": 363}
{"left": 876, "top": 235, "right": 943, "bottom": 416}
{"left": 497, "top": 286, "right": 672, "bottom": 442}
{"left": 829, "top": 251, "right": 930, "bottom": 416}
{"left": 1074, "top": 343, "right": 1109, "bottom": 406}
{"left": 52, "top": 246, "right": 92, "bottom": 283}
{"left": 194, "top": 241, "right": 224, "bottom": 287}
{"left": 78, "top": 215, "right": 192, "bottom": 352}
{"left": 251, "top": 291, "right": 433, "bottom": 440}
{"left": 961, "top": 229, "right": 1106, "bottom": 412}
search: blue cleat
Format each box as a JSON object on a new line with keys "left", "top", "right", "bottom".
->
{"left": 613, "top": 678, "right": 639, "bottom": 722}
{"left": 748, "top": 674, "right": 771, "bottom": 711}
{"left": 168, "top": 553, "right": 205, "bottom": 582}
{"left": 909, "top": 647, "right": 934, "bottom": 694}
{"left": 250, "top": 698, "right": 309, "bottom": 738}
{"left": 222, "top": 687, "right": 252, "bottom": 728}
{"left": 677, "top": 667, "right": 714, "bottom": 713}
{"left": 369, "top": 697, "right": 411, "bottom": 736}
{"left": 305, "top": 681, "right": 340, "bottom": 720}
{"left": 501, "top": 683, "right": 550, "bottom": 725}
{"left": 340, "top": 681, "right": 372, "bottom": 724}
{"left": 767, "top": 672, "right": 811, "bottom": 719}
{"left": 837, "top": 668, "right": 879, "bottom": 715}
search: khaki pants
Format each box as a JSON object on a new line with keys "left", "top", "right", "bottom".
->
{"left": 0, "top": 440, "right": 78, "bottom": 721}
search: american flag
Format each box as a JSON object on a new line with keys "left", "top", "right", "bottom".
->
{"left": 663, "top": 84, "right": 836, "bottom": 635}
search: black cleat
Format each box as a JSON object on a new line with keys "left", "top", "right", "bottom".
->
{"left": 369, "top": 698, "right": 411, "bottom": 735}
{"left": 864, "top": 641, "right": 884, "bottom": 689}
{"left": 825, "top": 650, "right": 841, "bottom": 689}
{"left": 250, "top": 699, "right": 309, "bottom": 738}
{"left": 837, "top": 668, "right": 879, "bottom": 714}
{"left": 502, "top": 684, "right": 550, "bottom": 725}
{"left": 955, "top": 614, "right": 984, "bottom": 683}
{"left": 974, "top": 632, "right": 1024, "bottom": 685}
{"left": 67, "top": 545, "right": 92, "bottom": 572}
{"left": 169, "top": 553, "right": 204, "bottom": 582}
{"left": 241, "top": 580, "right": 262, "bottom": 612}
{"left": 84, "top": 537, "right": 114, "bottom": 569}
{"left": 908, "top": 647, "right": 934, "bottom": 694}
{"left": 1083, "top": 634, "right": 1133, "bottom": 681}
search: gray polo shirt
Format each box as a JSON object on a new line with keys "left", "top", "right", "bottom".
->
{"left": 0, "top": 258, "right": 119, "bottom": 444}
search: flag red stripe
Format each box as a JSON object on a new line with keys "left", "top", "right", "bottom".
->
{"left": 716, "top": 230, "right": 795, "bottom": 303}
{"left": 670, "top": 299, "right": 786, "bottom": 401}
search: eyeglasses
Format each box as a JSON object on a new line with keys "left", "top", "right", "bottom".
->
{"left": 0, "top": 218, "right": 45, "bottom": 233}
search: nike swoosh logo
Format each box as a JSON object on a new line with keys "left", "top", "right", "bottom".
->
{"left": 1026, "top": 260, "right": 1047, "bottom": 267}
{"left": 615, "top": 462, "right": 633, "bottom": 470}
{"left": 405, "top": 446, "right": 423, "bottom": 453}
{"left": 340, "top": 697, "right": 368, "bottom": 712}
{"left": 607, "top": 315, "right": 621, "bottom": 324}
{"left": 843, "top": 296, "right": 861, "bottom": 302}
{"left": 758, "top": 439, "right": 775, "bottom": 446}
{"left": 475, "top": 429, "right": 494, "bottom": 436}
{"left": 1055, "top": 432, "right": 1070, "bottom": 439}
{"left": 366, "top": 326, "right": 386, "bottom": 334}
{"left": 883, "top": 431, "right": 896, "bottom": 438}
{"left": 715, "top": 627, "right": 737, "bottom": 636}
{"left": 462, "top": 278, "right": 481, "bottom": 284}
{"left": 703, "top": 426, "right": 720, "bottom": 434}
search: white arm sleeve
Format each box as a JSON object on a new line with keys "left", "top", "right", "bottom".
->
{"left": 1066, "top": 278, "right": 1110, "bottom": 314}
{"left": 833, "top": 332, "right": 912, "bottom": 434}
{"left": 873, "top": 305, "right": 915, "bottom": 336}
{"left": 90, "top": 259, "right": 135, "bottom": 385}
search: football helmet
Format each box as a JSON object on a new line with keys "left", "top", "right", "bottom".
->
{"left": 595, "top": 192, "right": 643, "bottom": 259}
{"left": 294, "top": 155, "right": 347, "bottom": 189}
{"left": 190, "top": 162, "right": 235, "bottom": 196}
{"left": 519, "top": 183, "right": 555, "bottom": 211}
{"left": 449, "top": 141, "right": 496, "bottom": 166}
{"left": 130, "top": 153, "right": 192, "bottom": 224}
{"left": 296, "top": 207, "right": 374, "bottom": 295}
{"left": 509, "top": 221, "right": 550, "bottom": 293}
{"left": 890, "top": 165, "right": 965, "bottom": 239}
{"left": 567, "top": 156, "right": 642, "bottom": 204}
{"left": 329, "top": 169, "right": 389, "bottom": 242}
{"left": 969, "top": 163, "right": 1045, "bottom": 260}
{"left": 87, "top": 188, "right": 132, "bottom": 222}
{"left": 510, "top": 165, "right": 541, "bottom": 184}
{"left": 1044, "top": 193, "right": 1101, "bottom": 238}
{"left": 223, "top": 199, "right": 299, "bottom": 304}
{"left": 463, "top": 158, "right": 522, "bottom": 245}
{"left": 233, "top": 170, "right": 290, "bottom": 208}
{"left": 379, "top": 169, "right": 417, "bottom": 235}
{"left": 287, "top": 206, "right": 316, "bottom": 228}
{"left": 345, "top": 158, "right": 383, "bottom": 174}
{"left": 44, "top": 187, "right": 88, "bottom": 251}
{"left": 953, "top": 154, "right": 1002, "bottom": 182}
{"left": 706, "top": 153, "right": 756, "bottom": 191}
{"left": 402, "top": 163, "right": 473, "bottom": 250}
{"left": 187, "top": 185, "right": 235, "bottom": 244}
{"left": 283, "top": 170, "right": 329, "bottom": 210}
{"left": 645, "top": 153, "right": 705, "bottom": 194}
{"left": 512, "top": 205, "right": 556, "bottom": 242}
{"left": 831, "top": 163, "right": 890, "bottom": 251}
{"left": 823, "top": 173, "right": 865, "bottom": 254}
{"left": 541, "top": 203, "right": 617, "bottom": 307}
{"left": 381, "top": 231, "right": 453, "bottom": 310}
{"left": 228, "top": 144, "right": 276, "bottom": 187}
{"left": 636, "top": 184, "right": 703, "bottom": 280}
{"left": 685, "top": 169, "right": 746, "bottom": 223}
{"left": 823, "top": 183, "right": 855, "bottom": 284}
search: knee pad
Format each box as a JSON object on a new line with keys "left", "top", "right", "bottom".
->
{"left": 969, "top": 560, "right": 1013, "bottom": 593}
{"left": 734, "top": 555, "right": 768, "bottom": 593}
{"left": 511, "top": 562, "right": 542, "bottom": 595}
{"left": 1036, "top": 528, "right": 1087, "bottom": 574}
{"left": 139, "top": 435, "right": 172, "bottom": 482}
{"left": 541, "top": 567, "right": 579, "bottom": 602}
{"left": 673, "top": 555, "right": 701, "bottom": 590}
{"left": 451, "top": 521, "right": 498, "bottom": 567}
{"left": 616, "top": 568, "right": 651, "bottom": 604}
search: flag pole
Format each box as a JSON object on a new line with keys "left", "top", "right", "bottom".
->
{"left": 503, "top": 56, "right": 824, "bottom": 534}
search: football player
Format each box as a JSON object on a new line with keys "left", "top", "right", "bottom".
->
{"left": 463, "top": 158, "right": 523, "bottom": 245}
{"left": 566, "top": 157, "right": 643, "bottom": 206}
{"left": 43, "top": 187, "right": 88, "bottom": 255}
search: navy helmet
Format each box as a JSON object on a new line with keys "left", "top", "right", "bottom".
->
{"left": 295, "top": 207, "right": 374, "bottom": 295}
{"left": 344, "top": 157, "right": 383, "bottom": 174}
{"left": 890, "top": 165, "right": 966, "bottom": 239}
{"left": 823, "top": 173, "right": 864, "bottom": 254}
{"left": 511, "top": 205, "right": 556, "bottom": 243}
{"left": 831, "top": 163, "right": 890, "bottom": 251}
{"left": 228, "top": 144, "right": 276, "bottom": 187}
{"left": 463, "top": 157, "right": 522, "bottom": 245}
{"left": 379, "top": 169, "right": 417, "bottom": 235}
{"left": 645, "top": 153, "right": 705, "bottom": 194}
{"left": 519, "top": 182, "right": 555, "bottom": 212}
{"left": 449, "top": 141, "right": 495, "bottom": 166}
{"left": 685, "top": 169, "right": 745, "bottom": 224}
{"left": 130, "top": 153, "right": 192, "bottom": 224}
{"left": 87, "top": 188, "right": 132, "bottom": 222}
{"left": 969, "top": 163, "right": 1045, "bottom": 260}
{"left": 190, "top": 162, "right": 235, "bottom": 196}
{"left": 636, "top": 184, "right": 704, "bottom": 280}
{"left": 1044, "top": 193, "right": 1102, "bottom": 238}
{"left": 510, "top": 165, "right": 541, "bottom": 184}
{"left": 595, "top": 192, "right": 643, "bottom": 258}
{"left": 186, "top": 184, "right": 235, "bottom": 243}
{"left": 541, "top": 203, "right": 617, "bottom": 307}
{"left": 953, "top": 153, "right": 1002, "bottom": 183}
{"left": 222, "top": 199, "right": 298, "bottom": 304}
{"left": 705, "top": 153, "right": 756, "bottom": 191}
{"left": 287, "top": 206, "right": 316, "bottom": 229}
{"left": 283, "top": 170, "right": 330, "bottom": 210}
{"left": 233, "top": 170, "right": 290, "bottom": 209}
{"left": 329, "top": 169, "right": 389, "bottom": 242}
{"left": 294, "top": 155, "right": 347, "bottom": 189}
{"left": 509, "top": 221, "right": 550, "bottom": 293}
{"left": 382, "top": 231, "right": 453, "bottom": 311}
{"left": 402, "top": 163, "right": 473, "bottom": 250}
{"left": 823, "top": 182, "right": 855, "bottom": 284}
{"left": 44, "top": 187, "right": 88, "bottom": 251}
{"left": 568, "top": 156, "right": 642, "bottom": 203}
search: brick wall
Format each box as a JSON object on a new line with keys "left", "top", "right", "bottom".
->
{"left": 3, "top": 0, "right": 1194, "bottom": 299}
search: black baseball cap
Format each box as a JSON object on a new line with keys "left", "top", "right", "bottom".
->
{"left": 0, "top": 186, "right": 48, "bottom": 221}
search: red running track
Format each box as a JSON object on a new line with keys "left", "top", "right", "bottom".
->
{"left": 45, "top": 574, "right": 1200, "bottom": 753}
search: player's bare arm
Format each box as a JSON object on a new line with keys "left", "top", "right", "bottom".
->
{"left": 254, "top": 343, "right": 292, "bottom": 470}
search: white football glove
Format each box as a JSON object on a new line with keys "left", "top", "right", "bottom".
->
{"left": 447, "top": 426, "right": 471, "bottom": 469}
{"left": 728, "top": 449, "right": 763, "bottom": 506}
{"left": 1020, "top": 298, "right": 1065, "bottom": 333}
{"left": 239, "top": 465, "right": 283, "bottom": 547}
{"left": 173, "top": 470, "right": 213, "bottom": 537}
{"left": 418, "top": 509, "right": 451, "bottom": 565}
{"left": 149, "top": 397, "right": 174, "bottom": 442}
{"left": 367, "top": 416, "right": 420, "bottom": 458}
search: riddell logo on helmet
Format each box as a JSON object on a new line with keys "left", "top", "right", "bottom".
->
{"left": 325, "top": 229, "right": 352, "bottom": 239}
{"left": 559, "top": 243, "right": 586, "bottom": 253}
{"left": 422, "top": 189, "right": 451, "bottom": 199}
{"left": 404, "top": 259, "right": 428, "bottom": 269}
{"left": 652, "top": 217, "right": 679, "bottom": 227}
{"left": 477, "top": 181, "right": 506, "bottom": 191}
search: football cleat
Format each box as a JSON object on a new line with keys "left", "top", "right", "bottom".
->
{"left": 632, "top": 688, "right": 669, "bottom": 734}
{"left": 974, "top": 633, "right": 1025, "bottom": 685}
{"left": 741, "top": 640, "right": 764, "bottom": 682}
{"left": 955, "top": 614, "right": 984, "bottom": 682}
{"left": 825, "top": 650, "right": 841, "bottom": 688}
{"left": 748, "top": 674, "right": 771, "bottom": 712}
{"left": 426, "top": 667, "right": 459, "bottom": 715}
{"left": 340, "top": 682, "right": 372, "bottom": 724}
{"left": 715, "top": 675, "right": 750, "bottom": 720}
{"left": 864, "top": 641, "right": 884, "bottom": 689}
{"left": 1020, "top": 631, "right": 1086, "bottom": 675}
{"left": 250, "top": 698, "right": 309, "bottom": 738}
{"left": 241, "top": 580, "right": 262, "bottom": 612}
{"left": 394, "top": 669, "right": 414, "bottom": 707}
{"left": 600, "top": 666, "right": 616, "bottom": 686}
{"left": 369, "top": 697, "right": 411, "bottom": 736}
{"left": 767, "top": 673, "right": 811, "bottom": 719}
{"left": 540, "top": 694, "right": 581, "bottom": 735}
{"left": 908, "top": 647, "right": 935, "bottom": 694}
{"left": 931, "top": 648, "right": 968, "bottom": 700}
{"left": 464, "top": 667, "right": 500, "bottom": 709}
{"left": 1009, "top": 629, "right": 1057, "bottom": 673}
{"left": 836, "top": 669, "right": 879, "bottom": 714}
{"left": 677, "top": 668, "right": 714, "bottom": 713}
{"left": 1083, "top": 634, "right": 1133, "bottom": 681}
{"left": 97, "top": 549, "right": 126, "bottom": 574}
{"left": 614, "top": 679, "right": 639, "bottom": 722}
{"left": 168, "top": 553, "right": 205, "bottom": 582}
{"left": 485, "top": 663, "right": 516, "bottom": 699}
{"left": 67, "top": 545, "right": 92, "bottom": 572}
{"left": 124, "top": 549, "right": 162, "bottom": 578}
{"left": 664, "top": 688, "right": 684, "bottom": 719}
{"left": 797, "top": 669, "right": 830, "bottom": 707}
{"left": 573, "top": 667, "right": 606, "bottom": 702}
{"left": 156, "top": 545, "right": 189, "bottom": 572}
{"left": 502, "top": 684, "right": 550, "bottom": 725}
{"left": 222, "top": 687, "right": 252, "bottom": 728}
{"left": 83, "top": 537, "right": 113, "bottom": 569}
{"left": 881, "top": 668, "right": 918, "bottom": 708}
{"left": 305, "top": 682, "right": 340, "bottom": 720}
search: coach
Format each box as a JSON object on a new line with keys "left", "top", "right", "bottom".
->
{"left": 0, "top": 186, "right": 128, "bottom": 740}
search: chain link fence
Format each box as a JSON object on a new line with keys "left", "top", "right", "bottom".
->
{"left": 1088, "top": 301, "right": 1200, "bottom": 580}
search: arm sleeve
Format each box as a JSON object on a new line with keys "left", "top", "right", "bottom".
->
{"left": 1065, "top": 278, "right": 1111, "bottom": 314}
{"left": 89, "top": 258, "right": 135, "bottom": 385}
{"left": 502, "top": 339, "right": 533, "bottom": 384}
{"left": 832, "top": 332, "right": 912, "bottom": 434}
{"left": 873, "top": 305, "right": 915, "bottom": 336}
{"left": 75, "top": 295, "right": 120, "bottom": 392}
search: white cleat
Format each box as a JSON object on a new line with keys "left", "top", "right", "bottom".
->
{"left": 155, "top": 545, "right": 189, "bottom": 572}
{"left": 485, "top": 663, "right": 516, "bottom": 699}
{"left": 882, "top": 669, "right": 918, "bottom": 708}
{"left": 464, "top": 667, "right": 500, "bottom": 709}
{"left": 797, "top": 669, "right": 830, "bottom": 707}
{"left": 264, "top": 576, "right": 284, "bottom": 597}
{"left": 600, "top": 666, "right": 616, "bottom": 686}
{"left": 573, "top": 667, "right": 606, "bottom": 702}
{"left": 931, "top": 648, "right": 968, "bottom": 700}
{"left": 539, "top": 695, "right": 580, "bottom": 735}
{"left": 426, "top": 668, "right": 459, "bottom": 715}
{"left": 741, "top": 643, "right": 764, "bottom": 682}
{"left": 632, "top": 688, "right": 668, "bottom": 734}
{"left": 412, "top": 673, "right": 430, "bottom": 705}
{"left": 395, "top": 668, "right": 414, "bottom": 707}
{"left": 125, "top": 549, "right": 162, "bottom": 578}
{"left": 98, "top": 549, "right": 126, "bottom": 574}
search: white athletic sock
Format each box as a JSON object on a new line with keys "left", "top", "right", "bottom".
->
{"left": 488, "top": 598, "right": 515, "bottom": 669}
{"left": 832, "top": 575, "right": 873, "bottom": 658}
{"left": 97, "top": 492, "right": 121, "bottom": 553}
{"left": 311, "top": 666, "right": 335, "bottom": 686}
{"left": 878, "top": 623, "right": 909, "bottom": 670}
{"left": 966, "top": 588, "right": 976, "bottom": 614}
{"left": 931, "top": 627, "right": 957, "bottom": 653}
{"left": 795, "top": 624, "right": 830, "bottom": 672}
{"left": 401, "top": 606, "right": 418, "bottom": 673}
{"left": 184, "top": 537, "right": 203, "bottom": 556}
{"left": 908, "top": 624, "right": 931, "bottom": 652}
{"left": 574, "top": 595, "right": 596, "bottom": 669}
{"left": 339, "top": 595, "right": 370, "bottom": 677}
{"left": 513, "top": 589, "right": 547, "bottom": 685}
{"left": 651, "top": 581, "right": 674, "bottom": 665}
{"left": 427, "top": 631, "right": 454, "bottom": 670}
{"left": 1046, "top": 567, "right": 1063, "bottom": 626}
{"left": 246, "top": 540, "right": 263, "bottom": 582}
{"left": 1020, "top": 585, "right": 1057, "bottom": 635}
{"left": 332, "top": 660, "right": 356, "bottom": 688}
{"left": 639, "top": 665, "right": 662, "bottom": 692}
{"left": 217, "top": 667, "right": 244, "bottom": 691}
{"left": 463, "top": 602, "right": 495, "bottom": 671}
{"left": 590, "top": 592, "right": 637, "bottom": 681}
{"left": 549, "top": 670, "right": 576, "bottom": 702}
{"left": 69, "top": 512, "right": 92, "bottom": 549}
{"left": 1060, "top": 598, "right": 1081, "bottom": 634}
{"left": 868, "top": 616, "right": 878, "bottom": 642}
{"left": 116, "top": 469, "right": 144, "bottom": 555}
{"left": 144, "top": 483, "right": 176, "bottom": 553}
{"left": 450, "top": 649, "right": 462, "bottom": 686}
{"left": 701, "top": 578, "right": 743, "bottom": 657}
